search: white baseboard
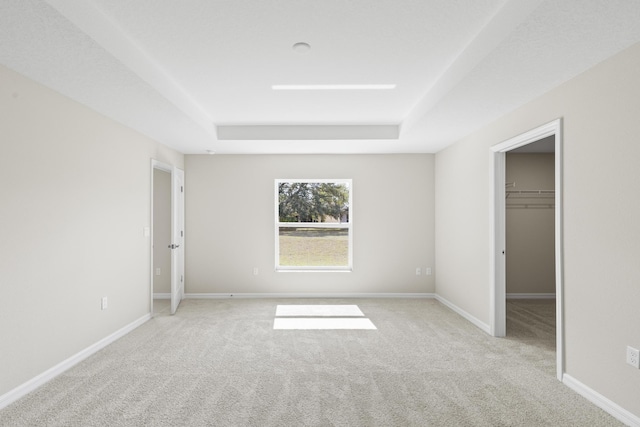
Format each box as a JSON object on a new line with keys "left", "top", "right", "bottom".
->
{"left": 507, "top": 293, "right": 556, "bottom": 299}
{"left": 185, "top": 292, "right": 435, "bottom": 299}
{"left": 563, "top": 374, "right": 640, "bottom": 426}
{"left": 0, "top": 313, "right": 151, "bottom": 411}
{"left": 153, "top": 293, "right": 170, "bottom": 299}
{"left": 434, "top": 294, "right": 491, "bottom": 334}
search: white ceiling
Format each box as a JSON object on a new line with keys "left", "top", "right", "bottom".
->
{"left": 2, "top": 0, "right": 640, "bottom": 154}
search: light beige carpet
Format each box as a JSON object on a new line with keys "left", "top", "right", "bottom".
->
{"left": 0, "top": 298, "right": 621, "bottom": 426}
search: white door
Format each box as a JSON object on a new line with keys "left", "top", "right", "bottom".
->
{"left": 170, "top": 167, "right": 185, "bottom": 315}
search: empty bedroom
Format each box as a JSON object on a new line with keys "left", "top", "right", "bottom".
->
{"left": 1, "top": 1, "right": 639, "bottom": 426}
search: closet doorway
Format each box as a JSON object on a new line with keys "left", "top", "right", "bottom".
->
{"left": 151, "top": 160, "right": 185, "bottom": 316}
{"left": 505, "top": 139, "right": 556, "bottom": 299}
{"left": 490, "top": 119, "right": 564, "bottom": 381}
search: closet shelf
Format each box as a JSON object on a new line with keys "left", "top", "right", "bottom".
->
{"left": 506, "top": 189, "right": 555, "bottom": 209}
{"left": 506, "top": 190, "right": 555, "bottom": 199}
{"left": 507, "top": 204, "right": 555, "bottom": 209}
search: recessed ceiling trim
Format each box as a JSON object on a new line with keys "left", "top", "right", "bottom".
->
{"left": 401, "top": 0, "right": 544, "bottom": 135}
{"left": 44, "top": 0, "right": 216, "bottom": 138}
{"left": 217, "top": 125, "right": 400, "bottom": 140}
{"left": 272, "top": 84, "right": 396, "bottom": 91}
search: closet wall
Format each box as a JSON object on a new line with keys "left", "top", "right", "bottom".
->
{"left": 505, "top": 153, "right": 555, "bottom": 295}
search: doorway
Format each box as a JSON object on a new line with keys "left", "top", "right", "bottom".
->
{"left": 152, "top": 167, "right": 171, "bottom": 315}
{"left": 151, "top": 160, "right": 185, "bottom": 316}
{"left": 490, "top": 119, "right": 564, "bottom": 380}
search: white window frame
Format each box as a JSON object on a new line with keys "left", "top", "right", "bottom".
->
{"left": 275, "top": 179, "right": 353, "bottom": 272}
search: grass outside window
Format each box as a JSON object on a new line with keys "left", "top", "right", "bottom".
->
{"left": 278, "top": 227, "right": 349, "bottom": 267}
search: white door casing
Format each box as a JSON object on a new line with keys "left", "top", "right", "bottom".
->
{"left": 490, "top": 118, "right": 564, "bottom": 381}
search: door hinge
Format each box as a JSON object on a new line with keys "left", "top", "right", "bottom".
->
{"left": 181, "top": 275, "right": 183, "bottom": 283}
{"left": 181, "top": 186, "right": 183, "bottom": 193}
{"left": 181, "top": 230, "right": 183, "bottom": 237}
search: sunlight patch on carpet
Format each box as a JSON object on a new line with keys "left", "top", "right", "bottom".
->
{"left": 274, "top": 304, "right": 375, "bottom": 329}
{"left": 275, "top": 304, "right": 364, "bottom": 317}
{"left": 273, "top": 318, "right": 377, "bottom": 330}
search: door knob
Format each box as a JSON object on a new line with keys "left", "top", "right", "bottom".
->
{"left": 168, "top": 244, "right": 180, "bottom": 249}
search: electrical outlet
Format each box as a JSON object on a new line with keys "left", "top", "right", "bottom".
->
{"left": 627, "top": 346, "right": 640, "bottom": 368}
{"left": 253, "top": 267, "right": 259, "bottom": 276}
{"left": 416, "top": 268, "right": 421, "bottom": 276}
{"left": 155, "top": 268, "right": 161, "bottom": 276}
{"left": 425, "top": 267, "right": 432, "bottom": 276}
{"left": 101, "top": 297, "right": 108, "bottom": 310}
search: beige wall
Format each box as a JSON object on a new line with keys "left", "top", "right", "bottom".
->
{"left": 185, "top": 154, "right": 435, "bottom": 294}
{"left": 153, "top": 169, "right": 171, "bottom": 294}
{"left": 435, "top": 42, "right": 640, "bottom": 416}
{"left": 0, "top": 65, "right": 183, "bottom": 397}
{"left": 505, "top": 153, "right": 555, "bottom": 294}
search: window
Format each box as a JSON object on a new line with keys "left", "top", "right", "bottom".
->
{"left": 275, "top": 179, "right": 352, "bottom": 271}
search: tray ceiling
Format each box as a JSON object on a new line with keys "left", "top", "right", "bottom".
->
{"left": 2, "top": 0, "right": 640, "bottom": 153}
